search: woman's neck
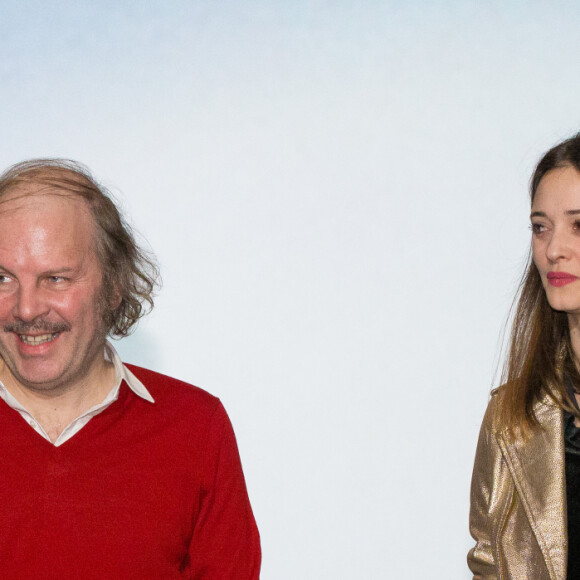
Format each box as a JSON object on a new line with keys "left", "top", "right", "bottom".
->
{"left": 568, "top": 313, "right": 580, "bottom": 363}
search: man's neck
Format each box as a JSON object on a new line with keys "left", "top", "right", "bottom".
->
{"left": 0, "top": 358, "right": 117, "bottom": 442}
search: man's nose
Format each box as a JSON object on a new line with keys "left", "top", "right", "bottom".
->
{"left": 12, "top": 284, "right": 50, "bottom": 322}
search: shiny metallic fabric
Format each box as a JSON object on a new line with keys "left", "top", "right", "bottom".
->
{"left": 468, "top": 391, "right": 567, "bottom": 579}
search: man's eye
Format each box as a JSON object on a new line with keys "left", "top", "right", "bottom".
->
{"left": 0, "top": 275, "right": 11, "bottom": 284}
{"left": 48, "top": 276, "right": 66, "bottom": 283}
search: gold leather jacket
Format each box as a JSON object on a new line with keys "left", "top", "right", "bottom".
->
{"left": 468, "top": 391, "right": 567, "bottom": 579}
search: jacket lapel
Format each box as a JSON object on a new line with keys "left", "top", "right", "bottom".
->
{"left": 497, "top": 399, "right": 567, "bottom": 580}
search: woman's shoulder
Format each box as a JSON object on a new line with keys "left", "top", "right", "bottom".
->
{"left": 479, "top": 387, "right": 505, "bottom": 434}
{"left": 482, "top": 383, "right": 559, "bottom": 439}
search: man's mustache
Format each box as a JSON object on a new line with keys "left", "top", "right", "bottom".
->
{"left": 4, "top": 320, "right": 71, "bottom": 334}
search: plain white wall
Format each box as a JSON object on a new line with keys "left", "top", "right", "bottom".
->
{"left": 2, "top": 1, "right": 580, "bottom": 577}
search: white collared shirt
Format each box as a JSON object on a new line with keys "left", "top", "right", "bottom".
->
{"left": 0, "top": 341, "right": 155, "bottom": 447}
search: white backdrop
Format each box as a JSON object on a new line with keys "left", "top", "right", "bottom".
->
{"left": 1, "top": 1, "right": 580, "bottom": 577}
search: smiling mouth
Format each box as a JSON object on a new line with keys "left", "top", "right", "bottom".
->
{"left": 18, "top": 333, "right": 59, "bottom": 345}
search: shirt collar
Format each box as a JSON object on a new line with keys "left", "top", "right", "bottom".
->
{"left": 105, "top": 341, "right": 155, "bottom": 403}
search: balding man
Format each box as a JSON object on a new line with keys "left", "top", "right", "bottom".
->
{"left": 0, "top": 160, "right": 260, "bottom": 579}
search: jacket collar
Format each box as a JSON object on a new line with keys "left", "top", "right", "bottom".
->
{"left": 496, "top": 394, "right": 567, "bottom": 580}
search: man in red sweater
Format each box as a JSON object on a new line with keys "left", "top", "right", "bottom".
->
{"left": 0, "top": 160, "right": 261, "bottom": 578}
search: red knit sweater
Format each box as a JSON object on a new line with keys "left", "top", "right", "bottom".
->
{"left": 0, "top": 365, "right": 261, "bottom": 579}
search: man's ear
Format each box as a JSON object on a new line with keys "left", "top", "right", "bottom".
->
{"left": 109, "top": 287, "right": 123, "bottom": 310}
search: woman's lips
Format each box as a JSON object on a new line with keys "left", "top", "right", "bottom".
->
{"left": 547, "top": 272, "right": 579, "bottom": 287}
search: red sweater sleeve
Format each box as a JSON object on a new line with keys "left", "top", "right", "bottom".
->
{"left": 189, "top": 402, "right": 261, "bottom": 579}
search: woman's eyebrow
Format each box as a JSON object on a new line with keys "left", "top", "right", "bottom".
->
{"left": 530, "top": 209, "right": 580, "bottom": 218}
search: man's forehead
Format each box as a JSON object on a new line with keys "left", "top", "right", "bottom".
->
{"left": 0, "top": 194, "right": 99, "bottom": 263}
{"left": 0, "top": 191, "right": 98, "bottom": 257}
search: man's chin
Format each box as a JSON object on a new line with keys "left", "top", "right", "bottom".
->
{"left": 3, "top": 362, "right": 75, "bottom": 394}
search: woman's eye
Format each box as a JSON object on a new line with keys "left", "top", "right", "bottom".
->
{"left": 530, "top": 223, "right": 546, "bottom": 234}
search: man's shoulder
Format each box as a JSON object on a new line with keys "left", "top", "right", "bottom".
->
{"left": 124, "top": 363, "right": 221, "bottom": 416}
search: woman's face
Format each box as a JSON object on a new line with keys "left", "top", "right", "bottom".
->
{"left": 531, "top": 165, "right": 580, "bottom": 317}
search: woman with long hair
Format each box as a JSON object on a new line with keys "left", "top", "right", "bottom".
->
{"left": 469, "top": 134, "right": 580, "bottom": 579}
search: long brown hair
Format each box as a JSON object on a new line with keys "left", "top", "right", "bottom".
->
{"left": 0, "top": 159, "right": 160, "bottom": 338}
{"left": 499, "top": 134, "right": 580, "bottom": 436}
